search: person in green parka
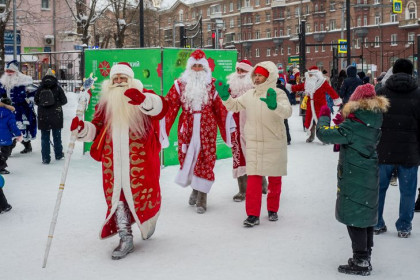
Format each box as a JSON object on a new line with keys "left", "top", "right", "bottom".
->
{"left": 316, "top": 83, "right": 389, "bottom": 276}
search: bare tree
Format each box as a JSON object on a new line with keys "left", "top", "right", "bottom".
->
{"left": 0, "top": 1, "right": 14, "bottom": 70}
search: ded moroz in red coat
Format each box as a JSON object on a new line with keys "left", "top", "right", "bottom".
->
{"left": 79, "top": 79, "right": 168, "bottom": 240}
{"left": 291, "top": 74, "right": 341, "bottom": 130}
{"left": 162, "top": 78, "right": 235, "bottom": 193}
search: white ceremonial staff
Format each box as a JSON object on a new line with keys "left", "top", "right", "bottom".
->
{"left": 42, "top": 74, "right": 97, "bottom": 268}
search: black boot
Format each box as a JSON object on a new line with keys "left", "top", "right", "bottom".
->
{"left": 20, "top": 141, "right": 32, "bottom": 154}
{"left": 338, "top": 257, "right": 371, "bottom": 276}
{"left": 243, "top": 216, "right": 260, "bottom": 227}
{"left": 415, "top": 188, "right": 420, "bottom": 212}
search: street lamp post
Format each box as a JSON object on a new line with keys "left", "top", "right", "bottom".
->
{"left": 346, "top": 0, "right": 351, "bottom": 66}
{"left": 140, "top": 0, "right": 144, "bottom": 47}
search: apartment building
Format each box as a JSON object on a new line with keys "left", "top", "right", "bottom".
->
{"left": 159, "top": 0, "right": 419, "bottom": 74}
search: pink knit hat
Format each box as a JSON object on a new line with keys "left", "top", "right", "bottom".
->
{"left": 349, "top": 84, "right": 376, "bottom": 101}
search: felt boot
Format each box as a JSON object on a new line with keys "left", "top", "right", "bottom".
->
{"left": 233, "top": 175, "right": 247, "bottom": 202}
{"left": 196, "top": 191, "right": 207, "bottom": 214}
{"left": 111, "top": 202, "right": 134, "bottom": 260}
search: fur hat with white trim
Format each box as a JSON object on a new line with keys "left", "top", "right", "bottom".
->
{"left": 110, "top": 62, "right": 134, "bottom": 79}
{"left": 236, "top": 59, "right": 253, "bottom": 72}
{"left": 185, "top": 49, "right": 212, "bottom": 84}
{"left": 5, "top": 60, "right": 19, "bottom": 72}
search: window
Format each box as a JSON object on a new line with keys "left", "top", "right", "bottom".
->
{"left": 315, "top": 45, "right": 318, "bottom": 53}
{"left": 287, "top": 47, "right": 291, "bottom": 55}
{"left": 248, "top": 32, "right": 252, "bottom": 39}
{"left": 179, "top": 10, "right": 184, "bottom": 22}
{"left": 266, "top": 48, "right": 271, "bottom": 57}
{"left": 296, "top": 45, "right": 299, "bottom": 54}
{"left": 357, "top": 16, "right": 361, "bottom": 27}
{"left": 229, "top": 2, "right": 233, "bottom": 12}
{"left": 320, "top": 23, "right": 324, "bottom": 31}
{"left": 329, "top": 20, "right": 336, "bottom": 31}
{"left": 255, "top": 30, "right": 260, "bottom": 39}
{"left": 274, "top": 29, "right": 278, "bottom": 37}
{"left": 274, "top": 48, "right": 278, "bottom": 56}
{"left": 374, "top": 0, "right": 380, "bottom": 4}
{"left": 237, "top": 18, "right": 241, "bottom": 26}
{"left": 408, "top": 2, "right": 417, "bottom": 19}
{"left": 363, "top": 15, "right": 367, "bottom": 26}
{"left": 322, "top": 44, "right": 325, "bottom": 52}
{"left": 330, "top": 1, "right": 336, "bottom": 11}
{"left": 315, "top": 4, "right": 318, "bottom": 12}
{"left": 266, "top": 12, "right": 271, "bottom": 21}
{"left": 295, "top": 25, "right": 299, "bottom": 34}
{"left": 355, "top": 38, "right": 360, "bottom": 49}
{"left": 287, "top": 27, "right": 291, "bottom": 35}
{"left": 245, "top": 0, "right": 251, "bottom": 8}
{"left": 230, "top": 19, "right": 235, "bottom": 28}
{"left": 408, "top": 32, "right": 415, "bottom": 44}
{"left": 306, "top": 5, "right": 310, "bottom": 14}
{"left": 295, "top": 7, "right": 300, "bottom": 17}
{"left": 330, "top": 40, "right": 335, "bottom": 51}
{"left": 207, "top": 8, "right": 210, "bottom": 17}
{"left": 314, "top": 23, "right": 318, "bottom": 32}
{"left": 255, "top": 0, "right": 260, "bottom": 7}
{"left": 223, "top": 4, "right": 226, "bottom": 13}
{"left": 364, "top": 38, "right": 369, "bottom": 48}
{"left": 375, "top": 14, "right": 381, "bottom": 25}
{"left": 391, "top": 34, "right": 397, "bottom": 45}
{"left": 306, "top": 46, "right": 310, "bottom": 53}
{"left": 375, "top": 36, "right": 380, "bottom": 47}
{"left": 256, "top": 48, "right": 260, "bottom": 57}
{"left": 390, "top": 14, "right": 397, "bottom": 23}
{"left": 238, "top": 33, "right": 241, "bottom": 41}
{"left": 306, "top": 24, "right": 311, "bottom": 33}
{"left": 279, "top": 29, "right": 283, "bottom": 36}
{"left": 266, "top": 0, "right": 271, "bottom": 5}
{"left": 286, "top": 8, "right": 290, "bottom": 18}
{"left": 281, "top": 47, "right": 284, "bottom": 55}
{"left": 207, "top": 24, "right": 211, "bottom": 31}
{"left": 266, "top": 30, "right": 271, "bottom": 38}
{"left": 255, "top": 14, "right": 260, "bottom": 23}
{"left": 237, "top": 0, "right": 241, "bottom": 10}
{"left": 41, "top": 0, "right": 49, "bottom": 9}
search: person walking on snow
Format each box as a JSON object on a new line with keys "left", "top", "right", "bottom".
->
{"left": 71, "top": 62, "right": 168, "bottom": 260}
{"left": 162, "top": 49, "right": 235, "bottom": 214}
{"left": 316, "top": 84, "right": 389, "bottom": 276}
{"left": 34, "top": 68, "right": 68, "bottom": 164}
{"left": 216, "top": 61, "right": 292, "bottom": 227}
{"left": 0, "top": 60, "right": 37, "bottom": 154}
{"left": 286, "top": 66, "right": 341, "bottom": 143}
{"left": 226, "top": 59, "right": 267, "bottom": 202}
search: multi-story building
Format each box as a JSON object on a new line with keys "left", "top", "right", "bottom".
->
{"left": 159, "top": 0, "right": 419, "bottom": 76}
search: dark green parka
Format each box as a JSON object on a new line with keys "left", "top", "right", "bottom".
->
{"left": 316, "top": 96, "right": 389, "bottom": 227}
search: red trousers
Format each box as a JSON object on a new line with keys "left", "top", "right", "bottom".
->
{"left": 246, "top": 175, "right": 282, "bottom": 217}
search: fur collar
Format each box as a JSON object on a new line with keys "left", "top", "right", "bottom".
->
{"left": 342, "top": 96, "right": 389, "bottom": 118}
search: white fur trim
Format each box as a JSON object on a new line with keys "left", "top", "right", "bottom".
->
{"left": 110, "top": 64, "right": 134, "bottom": 79}
{"left": 159, "top": 118, "right": 169, "bottom": 148}
{"left": 77, "top": 121, "right": 96, "bottom": 142}
{"left": 333, "top": 97, "right": 342, "bottom": 106}
{"left": 225, "top": 111, "right": 235, "bottom": 148}
{"left": 232, "top": 166, "right": 247, "bottom": 179}
{"left": 174, "top": 80, "right": 181, "bottom": 94}
{"left": 236, "top": 62, "right": 253, "bottom": 73}
{"left": 191, "top": 176, "right": 213, "bottom": 193}
{"left": 285, "top": 83, "right": 292, "bottom": 92}
{"left": 139, "top": 93, "right": 163, "bottom": 116}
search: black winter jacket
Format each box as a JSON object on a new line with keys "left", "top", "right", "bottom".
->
{"left": 34, "top": 76, "right": 67, "bottom": 130}
{"left": 376, "top": 73, "right": 420, "bottom": 165}
{"left": 340, "top": 66, "right": 363, "bottom": 104}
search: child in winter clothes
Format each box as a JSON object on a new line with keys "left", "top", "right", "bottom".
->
{"left": 316, "top": 84, "right": 389, "bottom": 276}
{"left": 0, "top": 97, "right": 22, "bottom": 174}
{"left": 0, "top": 174, "right": 11, "bottom": 213}
{"left": 216, "top": 61, "right": 292, "bottom": 227}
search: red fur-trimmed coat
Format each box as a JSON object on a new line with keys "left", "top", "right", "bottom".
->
{"left": 292, "top": 81, "right": 340, "bottom": 129}
{"left": 164, "top": 78, "right": 232, "bottom": 192}
{"left": 84, "top": 88, "right": 167, "bottom": 240}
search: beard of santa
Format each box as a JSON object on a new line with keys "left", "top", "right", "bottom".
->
{"left": 226, "top": 72, "right": 253, "bottom": 98}
{"left": 180, "top": 69, "right": 210, "bottom": 111}
{"left": 0, "top": 72, "right": 20, "bottom": 92}
{"left": 304, "top": 71, "right": 324, "bottom": 96}
{"left": 98, "top": 78, "right": 150, "bottom": 138}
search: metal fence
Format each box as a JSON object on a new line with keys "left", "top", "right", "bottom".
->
{"left": 18, "top": 50, "right": 83, "bottom": 92}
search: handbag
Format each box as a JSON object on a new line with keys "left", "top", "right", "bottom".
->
{"left": 90, "top": 124, "right": 109, "bottom": 162}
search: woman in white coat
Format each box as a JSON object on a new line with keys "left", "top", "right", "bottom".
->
{"left": 216, "top": 61, "right": 292, "bottom": 227}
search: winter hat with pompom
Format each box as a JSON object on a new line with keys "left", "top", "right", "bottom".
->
{"left": 349, "top": 84, "right": 376, "bottom": 102}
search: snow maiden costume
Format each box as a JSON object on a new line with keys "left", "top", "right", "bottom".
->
{"left": 0, "top": 60, "right": 37, "bottom": 153}
{"left": 162, "top": 49, "right": 235, "bottom": 214}
{"left": 72, "top": 62, "right": 168, "bottom": 260}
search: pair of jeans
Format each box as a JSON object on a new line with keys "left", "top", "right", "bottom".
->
{"left": 376, "top": 164, "right": 418, "bottom": 232}
{"left": 41, "top": 129, "right": 63, "bottom": 162}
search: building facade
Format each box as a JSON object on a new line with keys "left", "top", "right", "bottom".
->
{"left": 159, "top": 0, "right": 419, "bottom": 76}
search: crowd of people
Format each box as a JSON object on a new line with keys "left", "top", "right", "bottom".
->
{"left": 1, "top": 53, "right": 420, "bottom": 277}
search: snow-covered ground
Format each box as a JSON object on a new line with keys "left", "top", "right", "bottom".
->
{"left": 1, "top": 92, "right": 419, "bottom": 279}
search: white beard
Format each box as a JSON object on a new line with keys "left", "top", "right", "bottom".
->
{"left": 97, "top": 81, "right": 150, "bottom": 138}
{"left": 226, "top": 72, "right": 253, "bottom": 98}
{"left": 180, "top": 70, "right": 211, "bottom": 111}
{"left": 0, "top": 72, "right": 32, "bottom": 95}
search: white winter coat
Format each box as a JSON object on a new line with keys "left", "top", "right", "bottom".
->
{"left": 222, "top": 61, "right": 292, "bottom": 176}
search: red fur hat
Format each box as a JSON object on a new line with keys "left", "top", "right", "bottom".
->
{"left": 110, "top": 62, "right": 134, "bottom": 79}
{"left": 254, "top": 66, "right": 269, "bottom": 78}
{"left": 236, "top": 59, "right": 253, "bottom": 72}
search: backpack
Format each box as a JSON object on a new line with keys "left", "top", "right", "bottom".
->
{"left": 38, "top": 89, "right": 55, "bottom": 107}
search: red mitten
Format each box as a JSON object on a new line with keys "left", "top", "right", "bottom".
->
{"left": 333, "top": 113, "right": 344, "bottom": 125}
{"left": 70, "top": 116, "right": 85, "bottom": 133}
{"left": 124, "top": 88, "right": 146, "bottom": 105}
{"left": 319, "top": 105, "right": 331, "bottom": 118}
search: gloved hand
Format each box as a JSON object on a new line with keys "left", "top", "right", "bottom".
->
{"left": 70, "top": 116, "right": 85, "bottom": 133}
{"left": 260, "top": 88, "right": 277, "bottom": 110}
{"left": 215, "top": 80, "right": 230, "bottom": 101}
{"left": 124, "top": 88, "right": 146, "bottom": 105}
{"left": 319, "top": 105, "right": 331, "bottom": 117}
{"left": 333, "top": 112, "right": 344, "bottom": 125}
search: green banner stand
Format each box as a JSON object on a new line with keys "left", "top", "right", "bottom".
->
{"left": 84, "top": 48, "right": 237, "bottom": 166}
